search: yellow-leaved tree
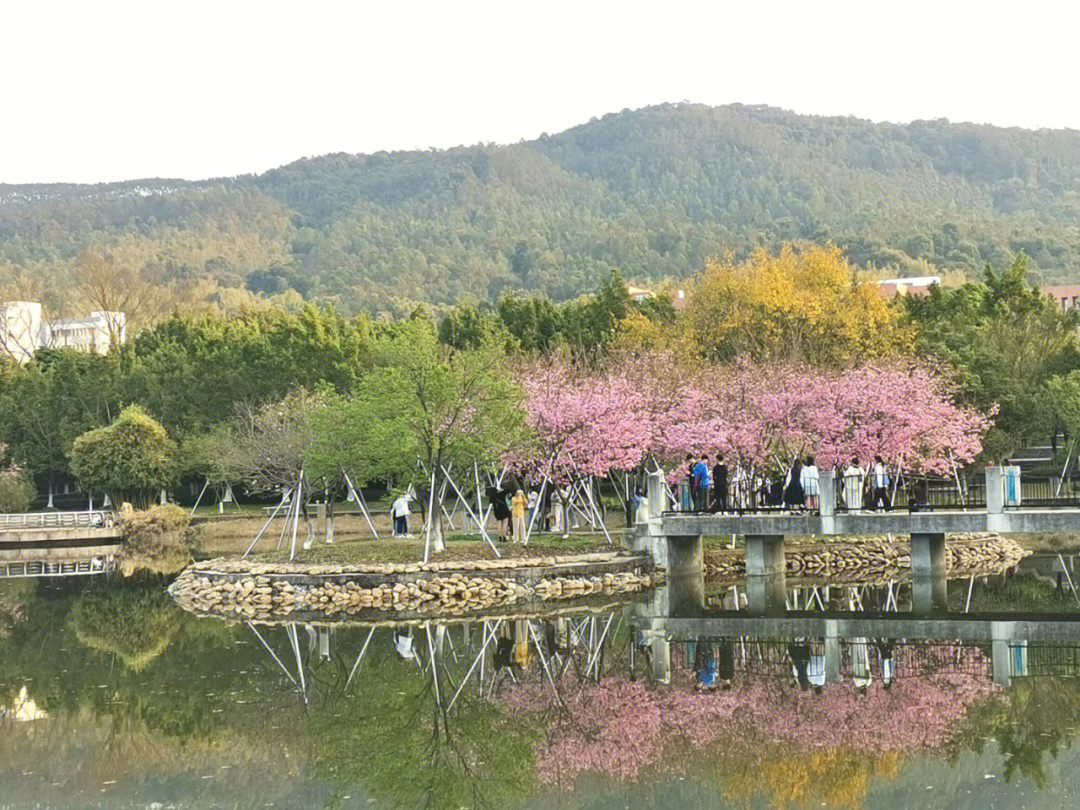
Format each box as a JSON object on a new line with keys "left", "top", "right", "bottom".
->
{"left": 683, "top": 244, "right": 913, "bottom": 365}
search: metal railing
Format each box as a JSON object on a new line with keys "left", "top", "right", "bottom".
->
{"left": 1008, "top": 478, "right": 1080, "bottom": 508}
{"left": 1013, "top": 643, "right": 1080, "bottom": 677}
{"left": 0, "top": 557, "right": 116, "bottom": 578}
{"left": 0, "top": 510, "right": 116, "bottom": 529}
{"left": 836, "top": 474, "right": 987, "bottom": 513}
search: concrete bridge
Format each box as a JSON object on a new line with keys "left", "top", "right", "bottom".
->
{"left": 0, "top": 511, "right": 121, "bottom": 578}
{"left": 632, "top": 576, "right": 1080, "bottom": 687}
{"left": 628, "top": 466, "right": 1080, "bottom": 616}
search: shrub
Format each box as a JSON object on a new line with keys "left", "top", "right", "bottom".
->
{"left": 69, "top": 405, "right": 178, "bottom": 509}
{"left": 0, "top": 464, "right": 34, "bottom": 513}
{"left": 118, "top": 504, "right": 194, "bottom": 576}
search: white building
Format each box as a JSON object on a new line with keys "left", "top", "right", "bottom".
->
{"left": 0, "top": 301, "right": 43, "bottom": 362}
{"left": 46, "top": 311, "right": 126, "bottom": 355}
{"left": 0, "top": 302, "right": 125, "bottom": 361}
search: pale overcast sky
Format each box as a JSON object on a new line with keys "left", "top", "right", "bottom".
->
{"left": 4, "top": 0, "right": 1079, "bottom": 184}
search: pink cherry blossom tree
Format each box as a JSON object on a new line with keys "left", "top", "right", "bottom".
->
{"left": 512, "top": 352, "right": 993, "bottom": 483}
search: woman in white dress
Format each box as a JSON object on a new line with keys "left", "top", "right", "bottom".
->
{"left": 800, "top": 456, "right": 820, "bottom": 512}
{"left": 843, "top": 460, "right": 864, "bottom": 511}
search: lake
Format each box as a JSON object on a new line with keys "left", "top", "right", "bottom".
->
{"left": 3, "top": 564, "right": 1080, "bottom": 809}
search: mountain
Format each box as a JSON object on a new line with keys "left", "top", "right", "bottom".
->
{"left": 3, "top": 103, "right": 1080, "bottom": 313}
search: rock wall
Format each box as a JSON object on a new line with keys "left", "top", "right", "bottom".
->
{"left": 169, "top": 552, "right": 659, "bottom": 619}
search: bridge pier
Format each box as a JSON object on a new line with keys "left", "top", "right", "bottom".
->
{"left": 824, "top": 619, "right": 842, "bottom": 683}
{"left": 911, "top": 532, "right": 947, "bottom": 615}
{"left": 746, "top": 535, "right": 787, "bottom": 615}
{"left": 992, "top": 621, "right": 1015, "bottom": 687}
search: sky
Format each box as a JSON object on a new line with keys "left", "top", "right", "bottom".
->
{"left": 4, "top": 0, "right": 1080, "bottom": 184}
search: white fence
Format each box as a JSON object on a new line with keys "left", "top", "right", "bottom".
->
{"left": 0, "top": 557, "right": 116, "bottom": 578}
{"left": 0, "top": 510, "right": 116, "bottom": 530}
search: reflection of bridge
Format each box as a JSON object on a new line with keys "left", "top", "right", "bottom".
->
{"left": 0, "top": 511, "right": 121, "bottom": 578}
{"left": 630, "top": 466, "right": 1080, "bottom": 616}
{"left": 633, "top": 573, "right": 1080, "bottom": 687}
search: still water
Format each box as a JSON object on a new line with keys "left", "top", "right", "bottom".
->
{"left": 3, "top": 566, "right": 1080, "bottom": 809}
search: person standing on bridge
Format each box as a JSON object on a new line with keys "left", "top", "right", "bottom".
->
{"left": 843, "top": 459, "right": 864, "bottom": 511}
{"left": 801, "top": 456, "right": 820, "bottom": 513}
{"left": 871, "top": 456, "right": 892, "bottom": 511}
{"left": 711, "top": 453, "right": 729, "bottom": 513}
{"left": 784, "top": 459, "right": 805, "bottom": 512}
{"left": 692, "top": 454, "right": 711, "bottom": 512}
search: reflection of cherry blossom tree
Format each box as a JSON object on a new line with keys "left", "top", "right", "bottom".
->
{"left": 500, "top": 651, "right": 997, "bottom": 789}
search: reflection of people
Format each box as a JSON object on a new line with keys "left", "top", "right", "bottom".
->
{"left": 877, "top": 639, "right": 896, "bottom": 689}
{"left": 807, "top": 649, "right": 826, "bottom": 691}
{"left": 394, "top": 630, "right": 416, "bottom": 660}
{"left": 851, "top": 637, "right": 873, "bottom": 693}
{"left": 494, "top": 636, "right": 514, "bottom": 670}
{"left": 695, "top": 639, "right": 718, "bottom": 691}
{"left": 717, "top": 638, "right": 735, "bottom": 689}
{"left": 789, "top": 640, "right": 812, "bottom": 690}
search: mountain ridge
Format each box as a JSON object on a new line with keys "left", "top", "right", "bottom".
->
{"left": 3, "top": 103, "right": 1079, "bottom": 312}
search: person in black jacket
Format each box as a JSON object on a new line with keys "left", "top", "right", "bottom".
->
{"left": 486, "top": 486, "right": 512, "bottom": 540}
{"left": 711, "top": 453, "right": 729, "bottom": 513}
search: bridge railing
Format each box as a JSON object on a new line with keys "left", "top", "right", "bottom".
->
{"left": 836, "top": 473, "right": 988, "bottom": 513}
{"left": 1008, "top": 477, "right": 1080, "bottom": 508}
{"left": 0, "top": 510, "right": 116, "bottom": 530}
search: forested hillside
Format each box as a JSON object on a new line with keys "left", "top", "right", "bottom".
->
{"left": 3, "top": 103, "right": 1080, "bottom": 314}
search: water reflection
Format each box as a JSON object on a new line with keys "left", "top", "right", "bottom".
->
{"left": 2, "top": 573, "right": 1080, "bottom": 808}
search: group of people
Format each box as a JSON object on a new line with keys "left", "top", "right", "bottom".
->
{"left": 788, "top": 638, "right": 896, "bottom": 693}
{"left": 391, "top": 479, "right": 600, "bottom": 543}
{"left": 688, "top": 637, "right": 897, "bottom": 693}
{"left": 679, "top": 453, "right": 897, "bottom": 514}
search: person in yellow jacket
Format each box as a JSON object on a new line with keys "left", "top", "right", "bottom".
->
{"left": 511, "top": 489, "right": 528, "bottom": 544}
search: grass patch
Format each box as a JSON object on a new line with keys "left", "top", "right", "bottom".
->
{"left": 248, "top": 531, "right": 614, "bottom": 565}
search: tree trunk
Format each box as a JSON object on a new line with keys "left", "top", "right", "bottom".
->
{"left": 431, "top": 510, "right": 446, "bottom": 554}
{"left": 326, "top": 494, "right": 335, "bottom": 544}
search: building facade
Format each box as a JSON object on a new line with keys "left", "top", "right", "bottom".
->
{"left": 0, "top": 302, "right": 125, "bottom": 361}
{"left": 45, "top": 311, "right": 126, "bottom": 354}
{"left": 0, "top": 301, "right": 43, "bottom": 362}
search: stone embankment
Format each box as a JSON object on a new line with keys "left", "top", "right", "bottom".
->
{"left": 169, "top": 552, "right": 658, "bottom": 619}
{"left": 704, "top": 533, "right": 1029, "bottom": 584}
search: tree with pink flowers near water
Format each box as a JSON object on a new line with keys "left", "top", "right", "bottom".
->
{"left": 511, "top": 351, "right": 993, "bottom": 495}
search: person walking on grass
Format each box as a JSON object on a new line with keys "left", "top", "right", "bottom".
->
{"left": 512, "top": 489, "right": 528, "bottom": 544}
{"left": 391, "top": 491, "right": 412, "bottom": 538}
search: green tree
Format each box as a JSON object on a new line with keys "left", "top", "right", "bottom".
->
{"left": 903, "top": 255, "right": 1080, "bottom": 457}
{"left": 0, "top": 349, "right": 118, "bottom": 498}
{"left": 68, "top": 405, "right": 178, "bottom": 508}
{"left": 347, "top": 318, "right": 525, "bottom": 554}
